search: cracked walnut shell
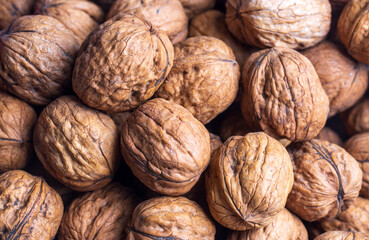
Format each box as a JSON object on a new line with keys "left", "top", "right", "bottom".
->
{"left": 314, "top": 231, "right": 368, "bottom": 240}
{"left": 0, "top": 0, "right": 34, "bottom": 30}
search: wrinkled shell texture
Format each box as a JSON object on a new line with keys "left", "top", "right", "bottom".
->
{"left": 343, "top": 99, "right": 369, "bottom": 135}
{"left": 155, "top": 36, "right": 239, "bottom": 124}
{"left": 106, "top": 0, "right": 188, "bottom": 44}
{"left": 302, "top": 41, "right": 368, "bottom": 117}
{"left": 225, "top": 0, "right": 331, "bottom": 49}
{"left": 189, "top": 10, "right": 253, "bottom": 68}
{"left": 206, "top": 132, "right": 294, "bottom": 230}
{"left": 0, "top": 15, "right": 80, "bottom": 106}
{"left": 287, "top": 139, "right": 362, "bottom": 222}
{"left": 180, "top": 0, "right": 215, "bottom": 18}
{"left": 241, "top": 47, "right": 329, "bottom": 142}
{"left": 315, "top": 127, "right": 343, "bottom": 146}
{"left": 0, "top": 0, "right": 34, "bottom": 29}
{"left": 33, "top": 95, "right": 120, "bottom": 192}
{"left": 0, "top": 91, "right": 36, "bottom": 173}
{"left": 121, "top": 98, "right": 210, "bottom": 196}
{"left": 338, "top": 0, "right": 369, "bottom": 65}
{"left": 0, "top": 170, "right": 63, "bottom": 240}
{"left": 227, "top": 208, "right": 308, "bottom": 240}
{"left": 127, "top": 196, "right": 216, "bottom": 240}
{"left": 72, "top": 14, "right": 174, "bottom": 113}
{"left": 58, "top": 182, "right": 140, "bottom": 240}
{"left": 34, "top": 0, "right": 104, "bottom": 44}
{"left": 314, "top": 231, "right": 368, "bottom": 240}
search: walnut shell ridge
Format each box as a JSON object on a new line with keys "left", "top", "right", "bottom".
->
{"left": 314, "top": 231, "right": 368, "bottom": 240}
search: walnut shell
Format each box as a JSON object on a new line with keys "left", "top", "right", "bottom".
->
{"left": 0, "top": 170, "right": 63, "bottom": 240}
{"left": 72, "top": 13, "right": 174, "bottom": 113}
{"left": 227, "top": 209, "right": 308, "bottom": 240}
{"left": 155, "top": 36, "right": 240, "bottom": 124}
{"left": 106, "top": 0, "right": 188, "bottom": 44}
{"left": 127, "top": 196, "right": 216, "bottom": 239}
{"left": 342, "top": 99, "right": 369, "bottom": 135}
{"left": 287, "top": 139, "right": 362, "bottom": 222}
{"left": 0, "top": 91, "right": 36, "bottom": 173}
{"left": 314, "top": 231, "right": 368, "bottom": 240}
{"left": 241, "top": 47, "right": 329, "bottom": 142}
{"left": 210, "top": 132, "right": 222, "bottom": 155}
{"left": 58, "top": 182, "right": 140, "bottom": 240}
{"left": 0, "top": 0, "right": 34, "bottom": 29}
{"left": 33, "top": 95, "right": 120, "bottom": 192}
{"left": 180, "top": 0, "right": 215, "bottom": 18}
{"left": 315, "top": 127, "right": 343, "bottom": 146}
{"left": 121, "top": 98, "right": 210, "bottom": 196}
{"left": 206, "top": 132, "right": 294, "bottom": 230}
{"left": 0, "top": 15, "right": 80, "bottom": 106}
{"left": 34, "top": 0, "right": 104, "bottom": 44}
{"left": 225, "top": 0, "right": 331, "bottom": 49}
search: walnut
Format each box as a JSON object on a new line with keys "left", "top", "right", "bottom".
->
{"left": 287, "top": 139, "right": 362, "bottom": 222}
{"left": 342, "top": 99, "right": 369, "bottom": 135}
{"left": 315, "top": 127, "right": 343, "bottom": 146}
{"left": 0, "top": 0, "right": 34, "bottom": 29}
{"left": 34, "top": 0, "right": 104, "bottom": 44}
{"left": 179, "top": 0, "right": 215, "bottom": 18}
{"left": 314, "top": 231, "right": 368, "bottom": 240}
{"left": 0, "top": 15, "right": 80, "bottom": 106}
{"left": 155, "top": 36, "right": 240, "bottom": 124}
{"left": 126, "top": 196, "right": 216, "bottom": 239}
{"left": 241, "top": 47, "right": 329, "bottom": 142}
{"left": 209, "top": 133, "right": 222, "bottom": 155}
{"left": 227, "top": 209, "right": 308, "bottom": 240}
{"left": 225, "top": 0, "right": 331, "bottom": 49}
{"left": 33, "top": 95, "right": 120, "bottom": 192}
{"left": 0, "top": 170, "right": 63, "bottom": 240}
{"left": 189, "top": 10, "right": 254, "bottom": 67}
{"left": 206, "top": 132, "right": 294, "bottom": 230}
{"left": 106, "top": 0, "right": 188, "bottom": 44}
{"left": 121, "top": 98, "right": 210, "bottom": 196}
{"left": 302, "top": 41, "right": 368, "bottom": 117}
{"left": 58, "top": 182, "right": 140, "bottom": 240}
{"left": 72, "top": 14, "right": 174, "bottom": 113}
{"left": 0, "top": 91, "right": 36, "bottom": 173}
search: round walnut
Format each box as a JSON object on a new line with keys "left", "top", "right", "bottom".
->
{"left": 155, "top": 36, "right": 240, "bottom": 124}
{"left": 315, "top": 127, "right": 343, "bottom": 146}
{"left": 0, "top": 15, "right": 80, "bottom": 106}
{"left": 342, "top": 99, "right": 369, "bottom": 136}
{"left": 72, "top": 13, "right": 174, "bottom": 113}
{"left": 127, "top": 196, "right": 216, "bottom": 239}
{"left": 106, "top": 0, "right": 188, "bottom": 44}
{"left": 225, "top": 0, "right": 331, "bottom": 49}
{"left": 241, "top": 47, "right": 329, "bottom": 142}
{"left": 33, "top": 95, "right": 120, "bottom": 192}
{"left": 0, "top": 0, "right": 34, "bottom": 30}
{"left": 0, "top": 91, "right": 36, "bottom": 173}
{"left": 58, "top": 182, "right": 140, "bottom": 240}
{"left": 180, "top": 0, "right": 215, "bottom": 18}
{"left": 34, "top": 0, "right": 105, "bottom": 44}
{"left": 287, "top": 139, "right": 362, "bottom": 222}
{"left": 121, "top": 98, "right": 210, "bottom": 196}
{"left": 227, "top": 209, "right": 308, "bottom": 240}
{"left": 0, "top": 170, "right": 63, "bottom": 240}
{"left": 314, "top": 231, "right": 368, "bottom": 240}
{"left": 206, "top": 132, "right": 294, "bottom": 231}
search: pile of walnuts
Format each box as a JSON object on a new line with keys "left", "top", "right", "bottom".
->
{"left": 1, "top": 0, "right": 369, "bottom": 239}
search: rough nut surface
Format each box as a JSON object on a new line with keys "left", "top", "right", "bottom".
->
{"left": 0, "top": 91, "right": 36, "bottom": 173}
{"left": 58, "top": 182, "right": 140, "bottom": 240}
{"left": 206, "top": 132, "right": 294, "bottom": 230}
{"left": 0, "top": 0, "right": 34, "bottom": 29}
{"left": 315, "top": 127, "right": 343, "bottom": 146}
{"left": 241, "top": 47, "right": 329, "bottom": 142}
{"left": 343, "top": 99, "right": 369, "bottom": 135}
{"left": 225, "top": 0, "right": 331, "bottom": 49}
{"left": 180, "top": 0, "right": 215, "bottom": 18}
{"left": 33, "top": 95, "right": 120, "bottom": 192}
{"left": 121, "top": 98, "right": 210, "bottom": 196}
{"left": 314, "top": 231, "right": 368, "bottom": 240}
{"left": 227, "top": 208, "right": 308, "bottom": 240}
{"left": 287, "top": 139, "right": 362, "bottom": 222}
{"left": 127, "top": 196, "right": 216, "bottom": 240}
{"left": 72, "top": 13, "right": 174, "bottom": 112}
{"left": 155, "top": 36, "right": 239, "bottom": 124}
{"left": 0, "top": 15, "right": 80, "bottom": 105}
{"left": 106, "top": 0, "right": 188, "bottom": 44}
{"left": 0, "top": 170, "right": 63, "bottom": 240}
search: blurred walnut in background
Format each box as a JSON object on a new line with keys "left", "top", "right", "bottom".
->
{"left": 315, "top": 127, "right": 343, "bottom": 146}
{"left": 342, "top": 99, "right": 369, "bottom": 136}
{"left": 0, "top": 0, "right": 35, "bottom": 29}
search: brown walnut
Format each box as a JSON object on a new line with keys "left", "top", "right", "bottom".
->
{"left": 0, "top": 0, "right": 34, "bottom": 30}
{"left": 0, "top": 91, "right": 36, "bottom": 173}
{"left": 121, "top": 98, "right": 210, "bottom": 196}
{"left": 155, "top": 36, "right": 240, "bottom": 124}
{"left": 58, "top": 182, "right": 140, "bottom": 240}
{"left": 342, "top": 99, "right": 369, "bottom": 135}
{"left": 206, "top": 132, "right": 294, "bottom": 230}
{"left": 209, "top": 133, "right": 222, "bottom": 155}
{"left": 225, "top": 0, "right": 331, "bottom": 49}
{"left": 314, "top": 231, "right": 368, "bottom": 240}
{"left": 241, "top": 47, "right": 329, "bottom": 142}
{"left": 33, "top": 95, "right": 120, "bottom": 192}
{"left": 0, "top": 15, "right": 80, "bottom": 105}
{"left": 315, "top": 127, "right": 343, "bottom": 146}
{"left": 180, "top": 0, "right": 215, "bottom": 18}
{"left": 72, "top": 13, "right": 174, "bottom": 113}
{"left": 127, "top": 196, "right": 216, "bottom": 239}
{"left": 287, "top": 139, "right": 362, "bottom": 222}
{"left": 0, "top": 170, "right": 63, "bottom": 240}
